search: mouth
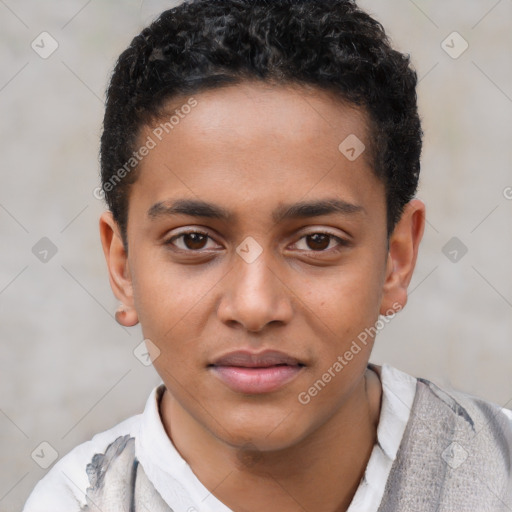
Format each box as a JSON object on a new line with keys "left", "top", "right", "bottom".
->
{"left": 208, "top": 350, "right": 306, "bottom": 394}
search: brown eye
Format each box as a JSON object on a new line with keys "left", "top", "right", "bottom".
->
{"left": 293, "top": 232, "right": 349, "bottom": 253}
{"left": 165, "top": 231, "right": 217, "bottom": 251}
{"left": 305, "top": 233, "right": 331, "bottom": 251}
{"left": 181, "top": 233, "right": 208, "bottom": 250}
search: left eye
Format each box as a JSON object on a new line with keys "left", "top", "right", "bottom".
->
{"left": 293, "top": 233, "right": 348, "bottom": 252}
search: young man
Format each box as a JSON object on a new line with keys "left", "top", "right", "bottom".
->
{"left": 23, "top": 0, "right": 512, "bottom": 511}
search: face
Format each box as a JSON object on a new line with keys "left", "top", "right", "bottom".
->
{"left": 101, "top": 81, "right": 424, "bottom": 452}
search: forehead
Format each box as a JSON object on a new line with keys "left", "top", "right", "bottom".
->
{"left": 129, "top": 81, "right": 383, "bottom": 226}
{"left": 153, "top": 81, "right": 371, "bottom": 158}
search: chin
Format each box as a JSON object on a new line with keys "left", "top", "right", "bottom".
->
{"left": 211, "top": 406, "right": 311, "bottom": 453}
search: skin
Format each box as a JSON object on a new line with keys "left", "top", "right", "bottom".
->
{"left": 100, "top": 81, "right": 425, "bottom": 511}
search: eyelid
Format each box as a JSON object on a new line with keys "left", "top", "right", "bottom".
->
{"left": 297, "top": 227, "right": 348, "bottom": 239}
{"left": 293, "top": 225, "right": 352, "bottom": 242}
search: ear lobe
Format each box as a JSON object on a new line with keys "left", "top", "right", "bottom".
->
{"left": 99, "top": 211, "right": 139, "bottom": 326}
{"left": 379, "top": 199, "right": 426, "bottom": 315}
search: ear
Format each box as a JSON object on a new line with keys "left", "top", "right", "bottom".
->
{"left": 99, "top": 211, "right": 139, "bottom": 327}
{"left": 379, "top": 199, "right": 426, "bottom": 315}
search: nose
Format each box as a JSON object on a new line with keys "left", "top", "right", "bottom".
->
{"left": 217, "top": 249, "right": 294, "bottom": 333}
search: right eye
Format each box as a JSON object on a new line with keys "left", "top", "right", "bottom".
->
{"left": 164, "top": 230, "right": 221, "bottom": 252}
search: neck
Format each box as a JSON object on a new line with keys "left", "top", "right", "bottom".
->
{"left": 161, "top": 367, "right": 382, "bottom": 512}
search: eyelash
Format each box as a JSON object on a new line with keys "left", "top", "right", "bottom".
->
{"left": 164, "top": 229, "right": 349, "bottom": 254}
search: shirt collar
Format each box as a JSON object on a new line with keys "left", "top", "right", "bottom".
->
{"left": 135, "top": 383, "right": 232, "bottom": 512}
{"left": 369, "top": 363, "right": 417, "bottom": 460}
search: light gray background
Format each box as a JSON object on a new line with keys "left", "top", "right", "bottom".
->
{"left": 1, "top": 0, "right": 511, "bottom": 510}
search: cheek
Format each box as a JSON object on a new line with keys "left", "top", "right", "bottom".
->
{"left": 131, "top": 258, "right": 209, "bottom": 333}
{"left": 299, "top": 256, "right": 386, "bottom": 366}
{"left": 131, "top": 261, "right": 222, "bottom": 374}
{"left": 307, "top": 260, "right": 384, "bottom": 326}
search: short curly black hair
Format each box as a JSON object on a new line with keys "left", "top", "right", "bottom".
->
{"left": 100, "top": 0, "right": 422, "bottom": 247}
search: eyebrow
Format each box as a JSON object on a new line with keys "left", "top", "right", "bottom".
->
{"left": 147, "top": 198, "right": 365, "bottom": 223}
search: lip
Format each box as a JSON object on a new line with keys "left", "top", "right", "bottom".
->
{"left": 209, "top": 350, "right": 305, "bottom": 394}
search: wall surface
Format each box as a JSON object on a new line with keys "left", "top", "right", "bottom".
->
{"left": 0, "top": 0, "right": 511, "bottom": 510}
